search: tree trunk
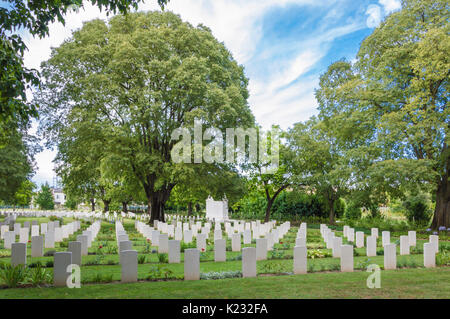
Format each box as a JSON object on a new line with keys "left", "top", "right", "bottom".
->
{"left": 187, "top": 202, "right": 193, "bottom": 216}
{"left": 431, "top": 171, "right": 450, "bottom": 229}
{"left": 103, "top": 199, "right": 111, "bottom": 213}
{"left": 264, "top": 199, "right": 274, "bottom": 223}
{"left": 122, "top": 202, "right": 128, "bottom": 214}
{"left": 195, "top": 202, "right": 201, "bottom": 213}
{"left": 329, "top": 199, "right": 336, "bottom": 225}
{"left": 90, "top": 198, "right": 95, "bottom": 212}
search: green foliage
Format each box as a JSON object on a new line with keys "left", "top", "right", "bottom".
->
{"left": 0, "top": 127, "right": 35, "bottom": 203}
{"left": 0, "top": 0, "right": 169, "bottom": 131}
{"left": 90, "top": 272, "right": 114, "bottom": 283}
{"left": 0, "top": 264, "right": 27, "bottom": 288}
{"left": 436, "top": 251, "right": 450, "bottom": 266}
{"left": 147, "top": 265, "right": 175, "bottom": 281}
{"left": 307, "top": 249, "right": 332, "bottom": 259}
{"left": 138, "top": 255, "right": 147, "bottom": 264}
{"left": 27, "top": 264, "right": 51, "bottom": 287}
{"left": 35, "top": 183, "right": 55, "bottom": 210}
{"left": 344, "top": 202, "right": 362, "bottom": 220}
{"left": 402, "top": 193, "right": 433, "bottom": 225}
{"left": 38, "top": 10, "right": 254, "bottom": 223}
{"left": 157, "top": 253, "right": 168, "bottom": 263}
{"left": 235, "top": 189, "right": 330, "bottom": 220}
{"left": 200, "top": 271, "right": 242, "bottom": 280}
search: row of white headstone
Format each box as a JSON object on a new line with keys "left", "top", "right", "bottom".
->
{"left": 320, "top": 224, "right": 439, "bottom": 269}
{"left": 53, "top": 221, "right": 101, "bottom": 287}
{"left": 9, "top": 219, "right": 97, "bottom": 271}
{"left": 118, "top": 220, "right": 292, "bottom": 283}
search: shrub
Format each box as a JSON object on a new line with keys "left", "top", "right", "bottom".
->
{"left": 157, "top": 253, "right": 168, "bottom": 263}
{"left": 334, "top": 198, "right": 347, "bottom": 218}
{"left": 138, "top": 255, "right": 147, "bottom": 264}
{"left": 200, "top": 271, "right": 242, "bottom": 280}
{"left": 44, "top": 250, "right": 56, "bottom": 257}
{"left": 90, "top": 273, "right": 114, "bottom": 283}
{"left": 345, "top": 203, "right": 362, "bottom": 220}
{"left": 45, "top": 260, "right": 54, "bottom": 268}
{"left": 436, "top": 251, "right": 450, "bottom": 266}
{"left": 27, "top": 264, "right": 51, "bottom": 287}
{"left": 402, "top": 193, "right": 432, "bottom": 225}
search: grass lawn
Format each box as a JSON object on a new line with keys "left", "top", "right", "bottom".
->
{"left": 0, "top": 267, "right": 448, "bottom": 299}
{"left": 0, "top": 217, "right": 449, "bottom": 299}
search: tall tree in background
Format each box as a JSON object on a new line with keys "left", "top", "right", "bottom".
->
{"left": 0, "top": 121, "right": 37, "bottom": 203}
{"left": 316, "top": 0, "right": 449, "bottom": 228}
{"left": 9, "top": 180, "right": 36, "bottom": 210}
{"left": 37, "top": 11, "right": 254, "bottom": 223}
{"left": 36, "top": 182, "right": 54, "bottom": 210}
{"left": 287, "top": 118, "right": 351, "bottom": 224}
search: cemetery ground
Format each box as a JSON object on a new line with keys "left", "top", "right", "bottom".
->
{"left": 0, "top": 216, "right": 448, "bottom": 298}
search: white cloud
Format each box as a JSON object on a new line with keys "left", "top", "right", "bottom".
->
{"left": 379, "top": 0, "right": 402, "bottom": 14}
{"left": 21, "top": 0, "right": 368, "bottom": 182}
{"left": 366, "top": 4, "right": 382, "bottom": 28}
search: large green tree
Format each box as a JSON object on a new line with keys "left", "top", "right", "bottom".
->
{"left": 38, "top": 11, "right": 254, "bottom": 223}
{"left": 36, "top": 182, "right": 55, "bottom": 210}
{"left": 0, "top": 0, "right": 169, "bottom": 133}
{"left": 316, "top": 0, "right": 449, "bottom": 228}
{"left": 0, "top": 122, "right": 37, "bottom": 203}
{"left": 287, "top": 118, "right": 352, "bottom": 224}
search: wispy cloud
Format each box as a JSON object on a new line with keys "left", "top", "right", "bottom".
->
{"left": 19, "top": 0, "right": 399, "bottom": 184}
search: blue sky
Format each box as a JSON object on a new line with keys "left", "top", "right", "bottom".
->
{"left": 1, "top": 0, "right": 402, "bottom": 186}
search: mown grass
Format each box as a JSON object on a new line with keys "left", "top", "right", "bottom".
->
{"left": 0, "top": 267, "right": 448, "bottom": 299}
{"left": 0, "top": 218, "right": 448, "bottom": 298}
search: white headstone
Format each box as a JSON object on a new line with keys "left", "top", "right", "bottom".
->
{"left": 168, "top": 240, "right": 180, "bottom": 263}
{"left": 400, "top": 235, "right": 409, "bottom": 255}
{"left": 68, "top": 241, "right": 82, "bottom": 266}
{"left": 214, "top": 239, "right": 226, "bottom": 262}
{"left": 340, "top": 245, "right": 353, "bottom": 272}
{"left": 242, "top": 247, "right": 256, "bottom": 278}
{"left": 158, "top": 234, "right": 169, "bottom": 254}
{"left": 120, "top": 250, "right": 138, "bottom": 283}
{"left": 31, "top": 235, "right": 44, "bottom": 258}
{"left": 54, "top": 252, "right": 72, "bottom": 287}
{"left": 232, "top": 233, "right": 241, "bottom": 252}
{"left": 256, "top": 238, "right": 267, "bottom": 261}
{"left": 355, "top": 231, "right": 364, "bottom": 248}
{"left": 384, "top": 243, "right": 396, "bottom": 270}
{"left": 11, "top": 243, "right": 26, "bottom": 266}
{"left": 293, "top": 245, "right": 307, "bottom": 274}
{"left": 366, "top": 236, "right": 377, "bottom": 257}
{"left": 184, "top": 249, "right": 200, "bottom": 280}
{"left": 423, "top": 242, "right": 435, "bottom": 268}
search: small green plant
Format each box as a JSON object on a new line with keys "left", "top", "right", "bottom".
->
{"left": 356, "top": 258, "right": 372, "bottom": 270}
{"left": 307, "top": 249, "right": 331, "bottom": 259}
{"left": 0, "top": 264, "right": 28, "bottom": 288}
{"left": 147, "top": 265, "right": 175, "bottom": 280}
{"left": 59, "top": 241, "right": 68, "bottom": 248}
{"left": 436, "top": 251, "right": 450, "bottom": 266}
{"left": 90, "top": 272, "right": 114, "bottom": 283}
{"left": 44, "top": 250, "right": 56, "bottom": 257}
{"left": 138, "top": 255, "right": 147, "bottom": 264}
{"left": 157, "top": 253, "right": 168, "bottom": 263}
{"left": 269, "top": 248, "right": 285, "bottom": 259}
{"left": 27, "top": 264, "right": 51, "bottom": 287}
{"left": 200, "top": 271, "right": 242, "bottom": 280}
{"left": 106, "top": 259, "right": 117, "bottom": 265}
{"left": 227, "top": 254, "right": 242, "bottom": 261}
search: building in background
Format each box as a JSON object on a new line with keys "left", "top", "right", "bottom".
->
{"left": 51, "top": 188, "right": 66, "bottom": 208}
